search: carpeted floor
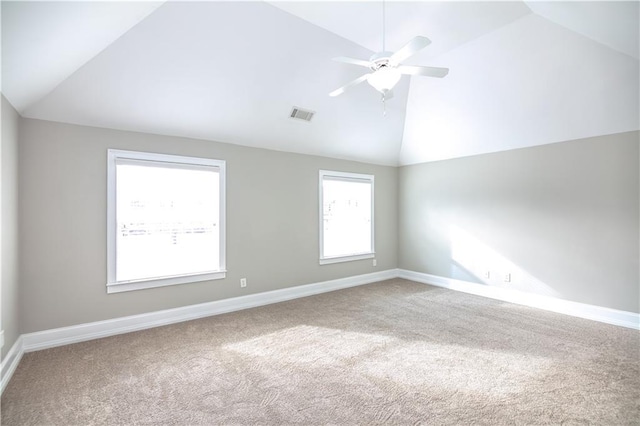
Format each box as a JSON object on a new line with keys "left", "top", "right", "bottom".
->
{"left": 2, "top": 279, "right": 639, "bottom": 425}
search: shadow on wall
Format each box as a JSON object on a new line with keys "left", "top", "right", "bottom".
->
{"left": 449, "top": 225, "right": 560, "bottom": 298}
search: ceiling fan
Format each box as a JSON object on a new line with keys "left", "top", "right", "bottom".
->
{"left": 329, "top": 3, "right": 449, "bottom": 101}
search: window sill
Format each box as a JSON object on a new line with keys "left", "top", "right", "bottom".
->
{"left": 107, "top": 270, "right": 226, "bottom": 294}
{"left": 319, "top": 253, "right": 375, "bottom": 265}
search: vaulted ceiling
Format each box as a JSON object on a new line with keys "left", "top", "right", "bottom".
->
{"left": 2, "top": 1, "right": 638, "bottom": 165}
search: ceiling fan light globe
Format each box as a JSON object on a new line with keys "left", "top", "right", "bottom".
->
{"left": 367, "top": 67, "right": 401, "bottom": 93}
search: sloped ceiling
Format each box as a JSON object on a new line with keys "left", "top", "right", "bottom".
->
{"left": 1, "top": 1, "right": 164, "bottom": 112}
{"left": 2, "top": 1, "right": 638, "bottom": 166}
{"left": 526, "top": 1, "right": 639, "bottom": 59}
{"left": 401, "top": 13, "right": 639, "bottom": 164}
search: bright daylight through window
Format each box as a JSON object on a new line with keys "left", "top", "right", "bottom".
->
{"left": 319, "top": 170, "right": 374, "bottom": 264}
{"left": 107, "top": 150, "right": 226, "bottom": 293}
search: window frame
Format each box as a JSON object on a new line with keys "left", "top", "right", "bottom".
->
{"left": 107, "top": 149, "right": 226, "bottom": 293}
{"left": 318, "top": 170, "right": 375, "bottom": 265}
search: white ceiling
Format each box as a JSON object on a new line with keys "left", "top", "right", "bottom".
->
{"left": 2, "top": 1, "right": 638, "bottom": 166}
{"left": 401, "top": 13, "right": 639, "bottom": 164}
{"left": 269, "top": 1, "right": 532, "bottom": 61}
{"left": 526, "top": 1, "right": 639, "bottom": 59}
{"left": 1, "top": 1, "right": 164, "bottom": 112}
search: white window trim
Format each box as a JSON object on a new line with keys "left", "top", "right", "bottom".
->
{"left": 319, "top": 170, "right": 375, "bottom": 265}
{"left": 107, "top": 149, "right": 226, "bottom": 293}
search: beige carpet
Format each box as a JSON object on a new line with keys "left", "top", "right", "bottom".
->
{"left": 2, "top": 279, "right": 639, "bottom": 425}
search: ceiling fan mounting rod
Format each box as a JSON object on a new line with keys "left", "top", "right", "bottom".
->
{"left": 382, "top": 0, "right": 386, "bottom": 52}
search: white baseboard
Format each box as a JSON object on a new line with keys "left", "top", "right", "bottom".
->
{"left": 3, "top": 267, "right": 637, "bottom": 395}
{"left": 0, "top": 269, "right": 394, "bottom": 395}
{"left": 398, "top": 269, "right": 640, "bottom": 330}
{"left": 21, "top": 269, "right": 398, "bottom": 354}
{"left": 1, "top": 336, "right": 24, "bottom": 394}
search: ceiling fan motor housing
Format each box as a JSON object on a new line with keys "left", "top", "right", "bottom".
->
{"left": 369, "top": 51, "right": 395, "bottom": 70}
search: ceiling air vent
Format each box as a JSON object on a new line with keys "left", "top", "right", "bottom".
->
{"left": 290, "top": 107, "right": 315, "bottom": 122}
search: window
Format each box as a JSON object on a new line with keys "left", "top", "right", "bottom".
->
{"left": 319, "top": 170, "right": 374, "bottom": 264}
{"left": 107, "top": 150, "right": 226, "bottom": 293}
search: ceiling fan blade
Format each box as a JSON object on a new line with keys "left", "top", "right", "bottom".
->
{"left": 332, "top": 56, "right": 371, "bottom": 68}
{"left": 397, "top": 65, "right": 449, "bottom": 78}
{"left": 390, "top": 36, "right": 432, "bottom": 64}
{"left": 329, "top": 73, "right": 370, "bottom": 97}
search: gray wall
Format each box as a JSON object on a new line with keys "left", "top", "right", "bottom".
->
{"left": 2, "top": 95, "right": 20, "bottom": 359}
{"left": 18, "top": 118, "right": 398, "bottom": 333}
{"left": 11, "top": 117, "right": 640, "bottom": 335}
{"left": 399, "top": 131, "right": 639, "bottom": 313}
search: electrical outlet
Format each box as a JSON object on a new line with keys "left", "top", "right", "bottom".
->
{"left": 240, "top": 278, "right": 247, "bottom": 288}
{"left": 504, "top": 273, "right": 511, "bottom": 283}
{"left": 372, "top": 259, "right": 377, "bottom": 267}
